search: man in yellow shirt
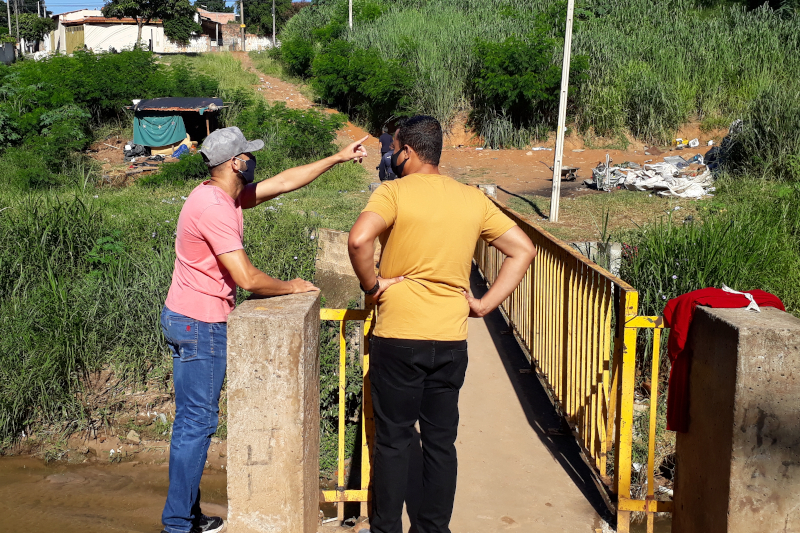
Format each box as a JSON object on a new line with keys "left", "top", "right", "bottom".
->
{"left": 348, "top": 116, "right": 537, "bottom": 533}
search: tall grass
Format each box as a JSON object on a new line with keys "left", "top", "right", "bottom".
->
{"left": 0, "top": 51, "right": 370, "bottom": 451}
{"left": 282, "top": 0, "right": 800, "bottom": 145}
{"left": 619, "top": 198, "right": 800, "bottom": 317}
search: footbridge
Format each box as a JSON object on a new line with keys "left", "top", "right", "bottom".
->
{"left": 224, "top": 195, "right": 800, "bottom": 533}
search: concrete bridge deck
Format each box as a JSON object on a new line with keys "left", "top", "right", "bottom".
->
{"left": 398, "top": 270, "right": 608, "bottom": 532}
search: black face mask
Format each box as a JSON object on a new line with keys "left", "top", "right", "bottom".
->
{"left": 235, "top": 158, "right": 257, "bottom": 184}
{"left": 390, "top": 148, "right": 407, "bottom": 178}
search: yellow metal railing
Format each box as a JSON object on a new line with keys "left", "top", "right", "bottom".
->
{"left": 474, "top": 197, "right": 671, "bottom": 532}
{"left": 318, "top": 308, "right": 375, "bottom": 521}
{"left": 615, "top": 315, "right": 672, "bottom": 533}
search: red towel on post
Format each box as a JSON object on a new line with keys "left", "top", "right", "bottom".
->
{"left": 662, "top": 288, "right": 784, "bottom": 432}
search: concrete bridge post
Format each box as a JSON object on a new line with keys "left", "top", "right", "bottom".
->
{"left": 226, "top": 293, "right": 322, "bottom": 533}
{"left": 672, "top": 306, "right": 800, "bottom": 533}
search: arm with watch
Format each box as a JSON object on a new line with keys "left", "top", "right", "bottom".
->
{"left": 348, "top": 211, "right": 405, "bottom": 301}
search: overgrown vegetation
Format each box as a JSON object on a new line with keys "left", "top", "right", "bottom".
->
{"left": 0, "top": 49, "right": 369, "bottom": 474}
{"left": 275, "top": 0, "right": 800, "bottom": 154}
{"left": 0, "top": 48, "right": 217, "bottom": 184}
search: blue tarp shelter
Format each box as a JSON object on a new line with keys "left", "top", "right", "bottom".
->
{"left": 131, "top": 97, "right": 224, "bottom": 148}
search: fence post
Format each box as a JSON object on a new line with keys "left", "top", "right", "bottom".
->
{"left": 226, "top": 293, "right": 321, "bottom": 533}
{"left": 614, "top": 289, "right": 638, "bottom": 533}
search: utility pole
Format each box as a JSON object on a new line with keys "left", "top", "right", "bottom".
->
{"left": 548, "top": 0, "right": 575, "bottom": 223}
{"left": 14, "top": 0, "right": 20, "bottom": 43}
{"left": 6, "top": 0, "right": 11, "bottom": 35}
{"left": 272, "top": 0, "right": 275, "bottom": 48}
{"left": 348, "top": 0, "right": 352, "bottom": 29}
{"left": 240, "top": 0, "right": 245, "bottom": 52}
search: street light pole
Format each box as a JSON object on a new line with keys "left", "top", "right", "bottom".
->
{"left": 240, "top": 0, "right": 246, "bottom": 52}
{"left": 548, "top": 0, "right": 575, "bottom": 223}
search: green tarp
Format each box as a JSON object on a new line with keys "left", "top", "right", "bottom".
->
{"left": 133, "top": 113, "right": 187, "bottom": 147}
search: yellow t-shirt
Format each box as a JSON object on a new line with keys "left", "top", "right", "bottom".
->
{"left": 363, "top": 173, "right": 516, "bottom": 341}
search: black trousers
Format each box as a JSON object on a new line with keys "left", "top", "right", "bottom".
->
{"left": 369, "top": 336, "right": 469, "bottom": 533}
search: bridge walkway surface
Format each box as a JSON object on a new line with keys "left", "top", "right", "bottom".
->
{"left": 399, "top": 268, "right": 609, "bottom": 533}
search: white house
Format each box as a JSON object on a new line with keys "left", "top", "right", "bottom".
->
{"left": 47, "top": 9, "right": 209, "bottom": 54}
{"left": 45, "top": 8, "right": 274, "bottom": 55}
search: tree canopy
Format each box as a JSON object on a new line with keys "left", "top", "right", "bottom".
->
{"left": 18, "top": 13, "right": 56, "bottom": 42}
{"left": 245, "top": 0, "right": 310, "bottom": 36}
{"left": 102, "top": 0, "right": 200, "bottom": 45}
{"left": 195, "top": 0, "right": 234, "bottom": 13}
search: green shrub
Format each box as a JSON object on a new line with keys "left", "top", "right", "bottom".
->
{"left": 470, "top": 26, "right": 588, "bottom": 147}
{"left": 277, "top": 37, "right": 316, "bottom": 78}
{"left": 235, "top": 100, "right": 346, "bottom": 175}
{"left": 139, "top": 153, "right": 208, "bottom": 187}
{"left": 312, "top": 39, "right": 411, "bottom": 130}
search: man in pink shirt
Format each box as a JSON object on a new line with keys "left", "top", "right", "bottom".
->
{"left": 160, "top": 126, "right": 368, "bottom": 533}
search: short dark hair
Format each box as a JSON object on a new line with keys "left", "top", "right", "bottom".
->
{"left": 396, "top": 115, "right": 442, "bottom": 165}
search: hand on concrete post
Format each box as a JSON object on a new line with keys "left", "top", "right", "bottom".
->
{"left": 287, "top": 278, "right": 320, "bottom": 294}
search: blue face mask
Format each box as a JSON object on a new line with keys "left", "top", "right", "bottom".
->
{"left": 235, "top": 157, "right": 256, "bottom": 184}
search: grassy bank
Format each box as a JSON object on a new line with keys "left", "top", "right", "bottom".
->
{"left": 0, "top": 50, "right": 370, "bottom": 468}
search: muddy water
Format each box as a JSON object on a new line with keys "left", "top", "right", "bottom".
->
{"left": 0, "top": 456, "right": 227, "bottom": 533}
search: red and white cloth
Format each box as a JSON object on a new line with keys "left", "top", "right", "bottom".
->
{"left": 662, "top": 287, "right": 784, "bottom": 432}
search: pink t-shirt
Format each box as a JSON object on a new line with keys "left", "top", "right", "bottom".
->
{"left": 165, "top": 181, "right": 245, "bottom": 322}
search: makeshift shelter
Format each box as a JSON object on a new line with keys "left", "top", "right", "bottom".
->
{"left": 131, "top": 97, "right": 225, "bottom": 154}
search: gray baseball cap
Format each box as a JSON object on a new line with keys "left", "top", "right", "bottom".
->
{"left": 200, "top": 127, "right": 264, "bottom": 168}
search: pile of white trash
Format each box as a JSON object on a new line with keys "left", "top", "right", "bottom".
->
{"left": 588, "top": 154, "right": 714, "bottom": 199}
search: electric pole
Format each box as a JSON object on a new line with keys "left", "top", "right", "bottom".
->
{"left": 548, "top": 0, "right": 575, "bottom": 223}
{"left": 14, "top": 0, "right": 20, "bottom": 45}
{"left": 6, "top": 0, "right": 11, "bottom": 35}
{"left": 348, "top": 0, "right": 352, "bottom": 29}
{"left": 240, "top": 0, "right": 246, "bottom": 52}
{"left": 272, "top": 0, "right": 275, "bottom": 48}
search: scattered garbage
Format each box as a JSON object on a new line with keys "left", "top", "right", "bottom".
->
{"left": 663, "top": 155, "right": 690, "bottom": 169}
{"left": 688, "top": 138, "right": 700, "bottom": 148}
{"left": 172, "top": 144, "right": 190, "bottom": 158}
{"left": 588, "top": 153, "right": 714, "bottom": 198}
{"left": 530, "top": 147, "right": 552, "bottom": 151}
{"left": 124, "top": 143, "right": 147, "bottom": 162}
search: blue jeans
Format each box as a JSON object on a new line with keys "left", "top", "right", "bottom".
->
{"left": 160, "top": 306, "right": 227, "bottom": 533}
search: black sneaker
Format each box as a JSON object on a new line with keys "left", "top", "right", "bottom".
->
{"left": 192, "top": 515, "right": 225, "bottom": 533}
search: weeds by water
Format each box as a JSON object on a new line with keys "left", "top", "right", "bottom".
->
{"left": 0, "top": 51, "right": 370, "bottom": 474}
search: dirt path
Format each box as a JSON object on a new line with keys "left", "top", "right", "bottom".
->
{"left": 394, "top": 272, "right": 608, "bottom": 532}
{"left": 232, "top": 52, "right": 384, "bottom": 177}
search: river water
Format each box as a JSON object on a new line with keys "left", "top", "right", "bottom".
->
{"left": 1, "top": 456, "right": 228, "bottom": 533}
{"left": 2, "top": 455, "right": 671, "bottom": 532}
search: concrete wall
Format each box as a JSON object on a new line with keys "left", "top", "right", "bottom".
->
{"left": 672, "top": 306, "right": 800, "bottom": 533}
{"left": 226, "top": 293, "right": 321, "bottom": 533}
{"left": 0, "top": 43, "right": 15, "bottom": 65}
{"left": 219, "top": 23, "right": 275, "bottom": 51}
